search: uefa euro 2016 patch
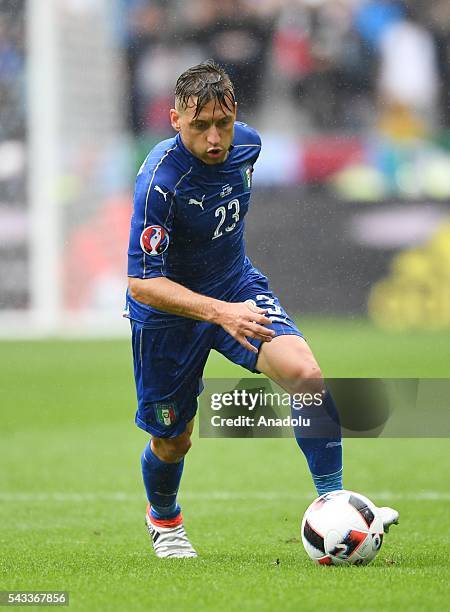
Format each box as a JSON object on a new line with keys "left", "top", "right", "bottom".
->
{"left": 140, "top": 225, "right": 169, "bottom": 256}
{"left": 154, "top": 403, "right": 177, "bottom": 426}
{"left": 240, "top": 164, "right": 253, "bottom": 191}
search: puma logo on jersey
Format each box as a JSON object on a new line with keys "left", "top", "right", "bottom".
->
{"left": 188, "top": 194, "right": 206, "bottom": 210}
{"left": 154, "top": 185, "right": 169, "bottom": 201}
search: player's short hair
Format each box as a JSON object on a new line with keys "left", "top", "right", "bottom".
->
{"left": 175, "top": 60, "right": 235, "bottom": 118}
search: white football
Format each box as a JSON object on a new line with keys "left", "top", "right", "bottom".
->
{"left": 301, "top": 490, "right": 384, "bottom": 566}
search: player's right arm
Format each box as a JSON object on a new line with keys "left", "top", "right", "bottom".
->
{"left": 128, "top": 276, "right": 274, "bottom": 353}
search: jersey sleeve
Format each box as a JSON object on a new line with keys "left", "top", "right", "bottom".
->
{"left": 249, "top": 128, "right": 262, "bottom": 166}
{"left": 233, "top": 121, "right": 262, "bottom": 167}
{"left": 127, "top": 167, "right": 174, "bottom": 279}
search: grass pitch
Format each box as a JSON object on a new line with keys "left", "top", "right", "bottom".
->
{"left": 0, "top": 318, "right": 449, "bottom": 611}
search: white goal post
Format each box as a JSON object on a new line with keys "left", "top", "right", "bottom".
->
{"left": 0, "top": 0, "right": 129, "bottom": 338}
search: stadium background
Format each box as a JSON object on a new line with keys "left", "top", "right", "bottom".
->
{"left": 1, "top": 0, "right": 450, "bottom": 332}
{"left": 1, "top": 1, "right": 449, "bottom": 610}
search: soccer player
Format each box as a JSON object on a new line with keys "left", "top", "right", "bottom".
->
{"left": 126, "top": 60, "right": 398, "bottom": 558}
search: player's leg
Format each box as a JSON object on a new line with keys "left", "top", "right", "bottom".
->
{"left": 256, "top": 335, "right": 399, "bottom": 531}
{"left": 131, "top": 319, "right": 213, "bottom": 557}
{"left": 141, "top": 417, "right": 195, "bottom": 520}
{"left": 213, "top": 293, "right": 342, "bottom": 496}
{"left": 214, "top": 278, "right": 398, "bottom": 531}
{"left": 255, "top": 334, "right": 343, "bottom": 496}
{"left": 141, "top": 418, "right": 199, "bottom": 558}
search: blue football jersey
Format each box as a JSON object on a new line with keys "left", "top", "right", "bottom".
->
{"left": 127, "top": 121, "right": 262, "bottom": 325}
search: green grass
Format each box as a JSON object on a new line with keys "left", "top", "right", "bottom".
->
{"left": 0, "top": 318, "right": 449, "bottom": 611}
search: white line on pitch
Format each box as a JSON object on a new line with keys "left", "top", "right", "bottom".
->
{"left": 0, "top": 491, "right": 449, "bottom": 502}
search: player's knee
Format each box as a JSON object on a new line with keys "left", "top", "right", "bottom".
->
{"left": 285, "top": 361, "right": 324, "bottom": 396}
{"left": 152, "top": 433, "right": 192, "bottom": 463}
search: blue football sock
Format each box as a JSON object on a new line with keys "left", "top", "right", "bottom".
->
{"left": 141, "top": 442, "right": 184, "bottom": 520}
{"left": 294, "top": 390, "right": 343, "bottom": 496}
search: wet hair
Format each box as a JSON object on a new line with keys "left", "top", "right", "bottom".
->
{"left": 175, "top": 60, "right": 236, "bottom": 118}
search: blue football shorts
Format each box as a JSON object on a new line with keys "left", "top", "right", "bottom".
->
{"left": 130, "top": 272, "right": 304, "bottom": 438}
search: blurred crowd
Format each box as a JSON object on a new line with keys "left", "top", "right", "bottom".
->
{"left": 0, "top": 0, "right": 24, "bottom": 142}
{"left": 0, "top": 0, "right": 25, "bottom": 207}
{"left": 0, "top": 0, "right": 26, "bottom": 308}
{"left": 0, "top": 0, "right": 448, "bottom": 317}
{"left": 122, "top": 0, "right": 450, "bottom": 139}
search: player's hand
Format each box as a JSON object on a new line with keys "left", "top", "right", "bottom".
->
{"left": 214, "top": 301, "right": 275, "bottom": 354}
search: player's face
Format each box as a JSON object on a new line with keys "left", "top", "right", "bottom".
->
{"left": 170, "top": 97, "right": 237, "bottom": 165}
